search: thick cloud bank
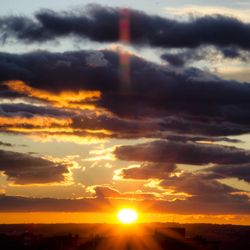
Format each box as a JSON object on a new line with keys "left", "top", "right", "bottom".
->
{"left": 1, "top": 5, "right": 250, "bottom": 51}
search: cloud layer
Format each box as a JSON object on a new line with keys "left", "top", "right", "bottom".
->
{"left": 0, "top": 4, "right": 250, "bottom": 216}
{"left": 1, "top": 49, "right": 250, "bottom": 140}
{"left": 1, "top": 5, "right": 250, "bottom": 51}
{"left": 0, "top": 149, "right": 69, "bottom": 184}
{"left": 0, "top": 191, "right": 249, "bottom": 214}
{"left": 115, "top": 140, "right": 250, "bottom": 165}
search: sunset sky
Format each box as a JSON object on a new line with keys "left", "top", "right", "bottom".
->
{"left": 0, "top": 0, "right": 250, "bottom": 225}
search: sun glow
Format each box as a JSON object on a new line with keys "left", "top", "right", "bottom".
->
{"left": 117, "top": 208, "right": 138, "bottom": 224}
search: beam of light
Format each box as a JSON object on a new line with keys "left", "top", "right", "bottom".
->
{"left": 119, "top": 9, "right": 131, "bottom": 86}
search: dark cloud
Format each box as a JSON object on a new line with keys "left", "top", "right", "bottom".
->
{"left": 161, "top": 49, "right": 204, "bottom": 67}
{"left": 72, "top": 113, "right": 161, "bottom": 139}
{"left": 220, "top": 47, "right": 250, "bottom": 61}
{"left": 1, "top": 50, "right": 250, "bottom": 138}
{"left": 1, "top": 5, "right": 250, "bottom": 51}
{"left": 161, "top": 47, "right": 250, "bottom": 67}
{"left": 158, "top": 173, "right": 250, "bottom": 214}
{"left": 115, "top": 140, "right": 250, "bottom": 165}
{"left": 160, "top": 173, "right": 235, "bottom": 197}
{"left": 0, "top": 5, "right": 120, "bottom": 44}
{"left": 0, "top": 104, "right": 164, "bottom": 139}
{"left": 0, "top": 50, "right": 117, "bottom": 92}
{"left": 0, "top": 149, "right": 69, "bottom": 184}
{"left": 161, "top": 53, "right": 186, "bottom": 67}
{"left": 159, "top": 116, "right": 250, "bottom": 137}
{"left": 164, "top": 134, "right": 241, "bottom": 143}
{"left": 0, "top": 106, "right": 248, "bottom": 140}
{"left": 0, "top": 103, "right": 71, "bottom": 118}
{"left": 120, "top": 162, "right": 176, "bottom": 180}
{"left": 0, "top": 85, "right": 25, "bottom": 98}
{"left": 205, "top": 164, "right": 250, "bottom": 183}
{"left": 0, "top": 195, "right": 106, "bottom": 212}
{"left": 220, "top": 47, "right": 242, "bottom": 59}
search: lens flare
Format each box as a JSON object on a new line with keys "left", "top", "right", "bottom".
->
{"left": 119, "top": 8, "right": 131, "bottom": 85}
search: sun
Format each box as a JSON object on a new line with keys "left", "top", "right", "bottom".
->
{"left": 117, "top": 208, "right": 138, "bottom": 224}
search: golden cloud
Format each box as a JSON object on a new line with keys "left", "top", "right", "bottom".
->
{"left": 0, "top": 116, "right": 71, "bottom": 127}
{"left": 4, "top": 80, "right": 101, "bottom": 110}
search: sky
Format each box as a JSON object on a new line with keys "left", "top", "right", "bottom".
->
{"left": 0, "top": 0, "right": 250, "bottom": 224}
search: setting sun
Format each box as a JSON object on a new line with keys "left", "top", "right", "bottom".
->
{"left": 117, "top": 208, "right": 138, "bottom": 224}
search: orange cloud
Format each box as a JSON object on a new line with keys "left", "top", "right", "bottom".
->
{"left": 0, "top": 116, "right": 113, "bottom": 144}
{"left": 0, "top": 116, "right": 71, "bottom": 127}
{"left": 29, "top": 133, "right": 106, "bottom": 144}
{"left": 4, "top": 80, "right": 101, "bottom": 110}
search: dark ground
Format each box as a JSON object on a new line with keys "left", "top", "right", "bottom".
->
{"left": 0, "top": 223, "right": 249, "bottom": 250}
